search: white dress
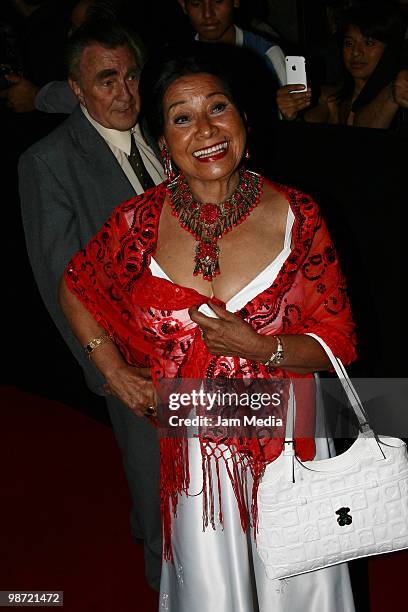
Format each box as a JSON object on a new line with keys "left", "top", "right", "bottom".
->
{"left": 151, "top": 209, "right": 356, "bottom": 612}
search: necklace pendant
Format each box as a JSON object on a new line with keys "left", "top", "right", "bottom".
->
{"left": 168, "top": 168, "right": 264, "bottom": 282}
{"left": 194, "top": 241, "right": 220, "bottom": 281}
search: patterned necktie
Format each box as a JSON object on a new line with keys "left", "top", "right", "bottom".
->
{"left": 128, "top": 135, "right": 155, "bottom": 191}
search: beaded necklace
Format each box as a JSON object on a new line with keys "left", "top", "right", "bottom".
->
{"left": 167, "top": 168, "right": 264, "bottom": 281}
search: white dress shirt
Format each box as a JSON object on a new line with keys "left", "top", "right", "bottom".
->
{"left": 81, "top": 106, "right": 164, "bottom": 194}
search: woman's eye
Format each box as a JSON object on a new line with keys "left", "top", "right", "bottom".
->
{"left": 174, "top": 114, "right": 189, "bottom": 124}
{"left": 102, "top": 80, "right": 113, "bottom": 87}
{"left": 343, "top": 39, "right": 353, "bottom": 48}
{"left": 212, "top": 102, "right": 227, "bottom": 113}
{"left": 365, "top": 37, "right": 376, "bottom": 47}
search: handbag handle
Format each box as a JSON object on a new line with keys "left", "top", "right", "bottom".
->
{"left": 305, "top": 333, "right": 373, "bottom": 434}
{"left": 282, "top": 335, "right": 384, "bottom": 481}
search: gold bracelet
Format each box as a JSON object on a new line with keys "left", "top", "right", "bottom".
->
{"left": 263, "top": 336, "right": 285, "bottom": 367}
{"left": 84, "top": 334, "right": 112, "bottom": 359}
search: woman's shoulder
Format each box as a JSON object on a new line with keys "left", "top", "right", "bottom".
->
{"left": 263, "top": 177, "right": 320, "bottom": 213}
{"left": 265, "top": 179, "right": 321, "bottom": 240}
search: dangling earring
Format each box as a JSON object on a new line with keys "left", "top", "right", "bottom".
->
{"left": 160, "top": 144, "right": 176, "bottom": 180}
{"left": 245, "top": 125, "right": 252, "bottom": 161}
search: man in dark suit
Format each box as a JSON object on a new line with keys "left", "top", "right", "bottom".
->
{"left": 19, "top": 20, "right": 164, "bottom": 591}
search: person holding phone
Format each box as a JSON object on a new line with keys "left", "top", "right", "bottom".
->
{"left": 277, "top": 2, "right": 408, "bottom": 129}
{"left": 278, "top": 54, "right": 312, "bottom": 119}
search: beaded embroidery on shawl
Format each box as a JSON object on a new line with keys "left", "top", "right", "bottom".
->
{"left": 65, "top": 180, "right": 356, "bottom": 560}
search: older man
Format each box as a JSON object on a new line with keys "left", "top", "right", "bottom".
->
{"left": 19, "top": 20, "right": 164, "bottom": 591}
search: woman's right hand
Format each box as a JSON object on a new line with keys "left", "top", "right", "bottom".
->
{"left": 393, "top": 69, "right": 408, "bottom": 108}
{"left": 103, "top": 364, "right": 156, "bottom": 417}
{"left": 277, "top": 84, "right": 312, "bottom": 120}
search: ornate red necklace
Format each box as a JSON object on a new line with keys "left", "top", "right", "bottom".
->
{"left": 167, "top": 168, "right": 264, "bottom": 281}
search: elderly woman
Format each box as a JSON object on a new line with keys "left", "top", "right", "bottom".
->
{"left": 278, "top": 1, "right": 408, "bottom": 129}
{"left": 59, "top": 43, "right": 357, "bottom": 611}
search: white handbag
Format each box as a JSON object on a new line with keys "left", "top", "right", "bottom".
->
{"left": 256, "top": 334, "right": 408, "bottom": 580}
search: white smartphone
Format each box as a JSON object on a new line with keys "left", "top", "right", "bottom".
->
{"left": 285, "top": 56, "right": 307, "bottom": 92}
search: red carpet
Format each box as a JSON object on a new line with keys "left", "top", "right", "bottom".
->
{"left": 1, "top": 384, "right": 407, "bottom": 611}
{"left": 0, "top": 386, "right": 158, "bottom": 612}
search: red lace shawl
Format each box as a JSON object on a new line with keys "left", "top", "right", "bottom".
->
{"left": 65, "top": 179, "right": 356, "bottom": 558}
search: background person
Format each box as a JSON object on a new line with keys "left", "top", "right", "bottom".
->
{"left": 18, "top": 20, "right": 164, "bottom": 591}
{"left": 177, "top": 0, "right": 286, "bottom": 86}
{"left": 277, "top": 1, "right": 408, "bottom": 129}
{"left": 0, "top": 0, "right": 127, "bottom": 114}
{"left": 0, "top": 0, "right": 73, "bottom": 112}
{"left": 59, "top": 42, "right": 357, "bottom": 611}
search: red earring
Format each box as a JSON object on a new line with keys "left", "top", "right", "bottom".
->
{"left": 160, "top": 144, "right": 177, "bottom": 180}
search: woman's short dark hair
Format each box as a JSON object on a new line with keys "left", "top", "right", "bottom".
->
{"left": 65, "top": 19, "right": 145, "bottom": 81}
{"left": 335, "top": 1, "right": 406, "bottom": 108}
{"left": 138, "top": 42, "right": 247, "bottom": 142}
{"left": 339, "top": 1, "right": 406, "bottom": 45}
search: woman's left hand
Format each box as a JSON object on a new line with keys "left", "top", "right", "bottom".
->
{"left": 189, "top": 303, "right": 268, "bottom": 362}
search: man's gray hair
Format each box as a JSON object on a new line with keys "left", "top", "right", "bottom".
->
{"left": 65, "top": 19, "right": 145, "bottom": 82}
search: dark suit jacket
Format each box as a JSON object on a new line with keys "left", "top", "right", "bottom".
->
{"left": 19, "top": 106, "right": 138, "bottom": 391}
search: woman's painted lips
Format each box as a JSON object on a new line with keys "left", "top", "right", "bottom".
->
{"left": 192, "top": 141, "right": 228, "bottom": 161}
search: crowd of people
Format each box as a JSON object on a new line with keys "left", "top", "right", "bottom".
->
{"left": 1, "top": 1, "right": 407, "bottom": 129}
{"left": 2, "top": 1, "right": 407, "bottom": 611}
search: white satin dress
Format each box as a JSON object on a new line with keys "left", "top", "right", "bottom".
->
{"left": 151, "top": 208, "right": 356, "bottom": 612}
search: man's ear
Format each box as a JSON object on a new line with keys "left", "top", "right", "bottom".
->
{"left": 177, "top": 0, "right": 188, "bottom": 15}
{"left": 68, "top": 78, "right": 85, "bottom": 106}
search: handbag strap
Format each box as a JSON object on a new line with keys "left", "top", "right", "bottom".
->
{"left": 305, "top": 333, "right": 373, "bottom": 434}
{"left": 281, "top": 335, "right": 384, "bottom": 481}
{"left": 283, "top": 382, "right": 296, "bottom": 481}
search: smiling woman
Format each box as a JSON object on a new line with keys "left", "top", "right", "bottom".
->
{"left": 59, "top": 42, "right": 357, "bottom": 611}
{"left": 160, "top": 73, "right": 247, "bottom": 193}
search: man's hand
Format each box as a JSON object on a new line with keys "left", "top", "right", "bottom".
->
{"left": 277, "top": 84, "right": 312, "bottom": 121}
{"left": 0, "top": 74, "right": 39, "bottom": 112}
{"left": 104, "top": 364, "right": 156, "bottom": 417}
{"left": 189, "top": 303, "right": 268, "bottom": 362}
{"left": 393, "top": 69, "right": 408, "bottom": 108}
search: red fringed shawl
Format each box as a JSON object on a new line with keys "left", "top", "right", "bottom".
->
{"left": 64, "top": 179, "right": 356, "bottom": 559}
